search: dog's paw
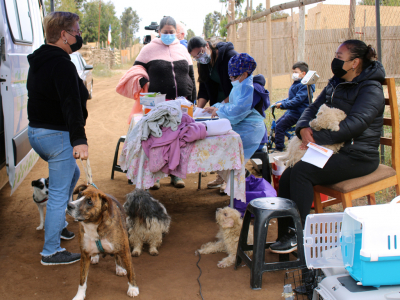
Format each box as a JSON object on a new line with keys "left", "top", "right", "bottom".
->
{"left": 127, "top": 284, "right": 139, "bottom": 297}
{"left": 116, "top": 265, "right": 127, "bottom": 276}
{"left": 217, "top": 261, "right": 229, "bottom": 268}
{"left": 131, "top": 250, "right": 141, "bottom": 257}
{"left": 72, "top": 295, "right": 85, "bottom": 300}
{"left": 91, "top": 254, "right": 99, "bottom": 265}
{"left": 36, "top": 225, "right": 44, "bottom": 230}
{"left": 149, "top": 248, "right": 159, "bottom": 256}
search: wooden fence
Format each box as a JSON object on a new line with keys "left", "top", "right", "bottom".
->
{"left": 232, "top": 21, "right": 400, "bottom": 89}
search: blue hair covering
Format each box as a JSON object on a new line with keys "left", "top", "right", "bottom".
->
{"left": 228, "top": 53, "right": 257, "bottom": 77}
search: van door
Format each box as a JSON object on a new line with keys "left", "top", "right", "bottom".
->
{"left": 0, "top": 0, "right": 44, "bottom": 194}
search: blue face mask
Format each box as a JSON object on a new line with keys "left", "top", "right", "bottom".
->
{"left": 231, "top": 74, "right": 243, "bottom": 87}
{"left": 161, "top": 34, "right": 176, "bottom": 45}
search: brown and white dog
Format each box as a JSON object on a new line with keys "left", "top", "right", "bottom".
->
{"left": 67, "top": 185, "right": 139, "bottom": 300}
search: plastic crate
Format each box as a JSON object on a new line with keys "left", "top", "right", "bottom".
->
{"left": 304, "top": 213, "right": 345, "bottom": 270}
{"left": 341, "top": 199, "right": 400, "bottom": 287}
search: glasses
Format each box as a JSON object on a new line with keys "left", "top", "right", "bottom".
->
{"left": 193, "top": 48, "right": 205, "bottom": 59}
{"left": 67, "top": 29, "right": 82, "bottom": 36}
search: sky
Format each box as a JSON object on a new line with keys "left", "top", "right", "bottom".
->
{"left": 110, "top": 0, "right": 352, "bottom": 41}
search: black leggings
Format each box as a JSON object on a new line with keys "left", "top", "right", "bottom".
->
{"left": 278, "top": 152, "right": 379, "bottom": 230}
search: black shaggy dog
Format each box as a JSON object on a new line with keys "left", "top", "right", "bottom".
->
{"left": 123, "top": 189, "right": 171, "bottom": 256}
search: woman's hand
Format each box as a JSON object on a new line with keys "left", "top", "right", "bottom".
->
{"left": 204, "top": 107, "right": 218, "bottom": 118}
{"left": 73, "top": 144, "right": 89, "bottom": 160}
{"left": 300, "top": 127, "right": 315, "bottom": 149}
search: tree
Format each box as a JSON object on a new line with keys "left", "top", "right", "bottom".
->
{"left": 271, "top": 11, "right": 289, "bottom": 20}
{"left": 203, "top": 11, "right": 223, "bottom": 38}
{"left": 80, "top": 0, "right": 120, "bottom": 48}
{"left": 219, "top": 15, "right": 228, "bottom": 37}
{"left": 187, "top": 29, "right": 195, "bottom": 41}
{"left": 359, "top": 0, "right": 400, "bottom": 5}
{"left": 219, "top": 0, "right": 245, "bottom": 9}
{"left": 120, "top": 7, "right": 141, "bottom": 48}
{"left": 44, "top": 0, "right": 83, "bottom": 16}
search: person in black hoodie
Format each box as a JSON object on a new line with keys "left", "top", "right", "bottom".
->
{"left": 270, "top": 40, "right": 385, "bottom": 254}
{"left": 188, "top": 37, "right": 238, "bottom": 109}
{"left": 27, "top": 12, "right": 88, "bottom": 265}
{"left": 188, "top": 37, "right": 238, "bottom": 190}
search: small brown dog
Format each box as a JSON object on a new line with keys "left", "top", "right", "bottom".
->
{"left": 279, "top": 104, "right": 347, "bottom": 167}
{"left": 67, "top": 185, "right": 139, "bottom": 300}
{"left": 197, "top": 207, "right": 253, "bottom": 268}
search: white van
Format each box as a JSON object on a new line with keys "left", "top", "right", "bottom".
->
{"left": 0, "top": 0, "right": 45, "bottom": 194}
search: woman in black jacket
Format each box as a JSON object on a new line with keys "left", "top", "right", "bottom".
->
{"left": 188, "top": 37, "right": 238, "bottom": 109}
{"left": 27, "top": 12, "right": 88, "bottom": 265}
{"left": 270, "top": 40, "right": 385, "bottom": 254}
{"left": 188, "top": 37, "right": 238, "bottom": 190}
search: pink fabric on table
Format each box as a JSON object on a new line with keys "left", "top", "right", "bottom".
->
{"left": 141, "top": 114, "right": 207, "bottom": 178}
{"left": 115, "top": 65, "right": 149, "bottom": 124}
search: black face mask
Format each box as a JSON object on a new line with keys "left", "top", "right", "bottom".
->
{"left": 331, "top": 58, "right": 352, "bottom": 78}
{"left": 66, "top": 32, "right": 83, "bottom": 52}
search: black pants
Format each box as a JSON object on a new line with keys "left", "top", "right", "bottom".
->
{"left": 278, "top": 152, "right": 379, "bottom": 230}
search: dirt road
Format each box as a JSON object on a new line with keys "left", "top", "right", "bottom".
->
{"left": 0, "top": 72, "right": 289, "bottom": 300}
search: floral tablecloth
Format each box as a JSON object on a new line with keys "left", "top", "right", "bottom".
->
{"left": 120, "top": 130, "right": 246, "bottom": 202}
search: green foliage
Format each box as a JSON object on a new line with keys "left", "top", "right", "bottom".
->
{"left": 80, "top": 0, "right": 120, "bottom": 48}
{"left": 187, "top": 29, "right": 195, "bottom": 41}
{"left": 253, "top": 3, "right": 263, "bottom": 14}
{"left": 359, "top": 0, "right": 400, "bottom": 5}
{"left": 219, "top": 0, "right": 245, "bottom": 9}
{"left": 219, "top": 15, "right": 228, "bottom": 37}
{"left": 203, "top": 11, "right": 223, "bottom": 38}
{"left": 120, "top": 7, "right": 141, "bottom": 49}
{"left": 271, "top": 11, "right": 289, "bottom": 20}
{"left": 44, "top": 0, "right": 83, "bottom": 16}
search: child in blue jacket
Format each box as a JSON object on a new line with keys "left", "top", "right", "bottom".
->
{"left": 274, "top": 62, "right": 315, "bottom": 151}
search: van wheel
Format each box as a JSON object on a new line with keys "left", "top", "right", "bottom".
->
{"left": 88, "top": 80, "right": 93, "bottom": 99}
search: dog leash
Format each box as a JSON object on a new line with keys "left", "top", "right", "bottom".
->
{"left": 79, "top": 158, "right": 98, "bottom": 189}
{"left": 195, "top": 251, "right": 205, "bottom": 300}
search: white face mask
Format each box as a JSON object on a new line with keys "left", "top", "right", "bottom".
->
{"left": 292, "top": 73, "right": 301, "bottom": 81}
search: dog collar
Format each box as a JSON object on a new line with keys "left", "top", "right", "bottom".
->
{"left": 33, "top": 196, "right": 48, "bottom": 204}
{"left": 95, "top": 240, "right": 105, "bottom": 253}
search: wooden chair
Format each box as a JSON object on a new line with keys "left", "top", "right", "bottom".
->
{"left": 313, "top": 77, "right": 400, "bottom": 213}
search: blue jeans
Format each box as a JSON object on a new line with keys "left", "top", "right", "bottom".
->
{"left": 28, "top": 127, "right": 80, "bottom": 256}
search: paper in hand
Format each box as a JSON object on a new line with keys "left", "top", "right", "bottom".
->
{"left": 301, "top": 142, "right": 333, "bottom": 168}
{"left": 193, "top": 108, "right": 213, "bottom": 118}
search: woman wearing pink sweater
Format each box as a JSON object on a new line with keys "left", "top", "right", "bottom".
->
{"left": 134, "top": 16, "right": 196, "bottom": 189}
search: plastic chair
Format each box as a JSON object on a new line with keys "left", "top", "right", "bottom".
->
{"left": 235, "top": 197, "right": 305, "bottom": 290}
{"left": 250, "top": 145, "right": 272, "bottom": 184}
{"left": 111, "top": 135, "right": 127, "bottom": 179}
{"left": 313, "top": 78, "right": 400, "bottom": 213}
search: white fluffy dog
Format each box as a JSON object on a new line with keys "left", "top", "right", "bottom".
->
{"left": 196, "top": 207, "right": 253, "bottom": 268}
{"left": 279, "top": 104, "right": 347, "bottom": 167}
{"left": 123, "top": 189, "right": 171, "bottom": 257}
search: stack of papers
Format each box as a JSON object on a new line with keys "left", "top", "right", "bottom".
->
{"left": 301, "top": 142, "right": 333, "bottom": 168}
{"left": 193, "top": 108, "right": 215, "bottom": 119}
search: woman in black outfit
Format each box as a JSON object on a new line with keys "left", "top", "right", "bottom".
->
{"left": 188, "top": 37, "right": 238, "bottom": 190}
{"left": 27, "top": 12, "right": 88, "bottom": 265}
{"left": 270, "top": 40, "right": 385, "bottom": 254}
{"left": 188, "top": 37, "right": 238, "bottom": 109}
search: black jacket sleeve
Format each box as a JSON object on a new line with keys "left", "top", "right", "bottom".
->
{"left": 189, "top": 65, "right": 196, "bottom": 102}
{"left": 312, "top": 82, "right": 384, "bottom": 145}
{"left": 53, "top": 60, "right": 87, "bottom": 147}
{"left": 198, "top": 82, "right": 209, "bottom": 101}
{"left": 295, "top": 87, "right": 327, "bottom": 139}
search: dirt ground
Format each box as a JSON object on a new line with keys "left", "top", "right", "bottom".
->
{"left": 0, "top": 72, "right": 291, "bottom": 300}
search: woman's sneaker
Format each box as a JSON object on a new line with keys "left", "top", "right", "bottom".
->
{"left": 269, "top": 229, "right": 297, "bottom": 254}
{"left": 41, "top": 250, "right": 81, "bottom": 266}
{"left": 60, "top": 227, "right": 75, "bottom": 240}
{"left": 207, "top": 175, "right": 224, "bottom": 189}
